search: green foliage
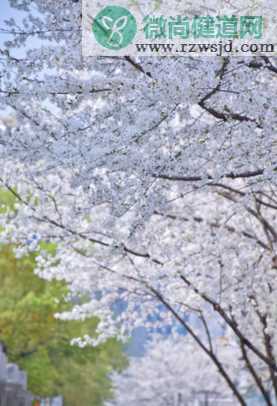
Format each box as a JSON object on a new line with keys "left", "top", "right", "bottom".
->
{"left": 0, "top": 187, "right": 17, "bottom": 214}
{"left": 0, "top": 245, "right": 126, "bottom": 405}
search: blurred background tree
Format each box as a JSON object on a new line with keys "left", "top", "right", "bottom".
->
{"left": 0, "top": 190, "right": 127, "bottom": 406}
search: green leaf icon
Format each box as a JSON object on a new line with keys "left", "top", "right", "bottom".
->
{"left": 92, "top": 6, "right": 137, "bottom": 50}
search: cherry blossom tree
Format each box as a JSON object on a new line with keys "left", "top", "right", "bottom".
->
{"left": 0, "top": 1, "right": 277, "bottom": 404}
{"left": 105, "top": 335, "right": 245, "bottom": 405}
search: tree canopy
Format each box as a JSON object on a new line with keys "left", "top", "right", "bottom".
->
{"left": 0, "top": 1, "right": 277, "bottom": 405}
{"left": 0, "top": 242, "right": 126, "bottom": 405}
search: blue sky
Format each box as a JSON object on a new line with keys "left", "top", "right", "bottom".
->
{"left": 0, "top": 0, "right": 22, "bottom": 46}
{"left": 1, "top": 0, "right": 16, "bottom": 25}
{"left": 0, "top": 1, "right": 41, "bottom": 51}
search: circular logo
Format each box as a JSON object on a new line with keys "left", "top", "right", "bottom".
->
{"left": 92, "top": 5, "right": 137, "bottom": 50}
